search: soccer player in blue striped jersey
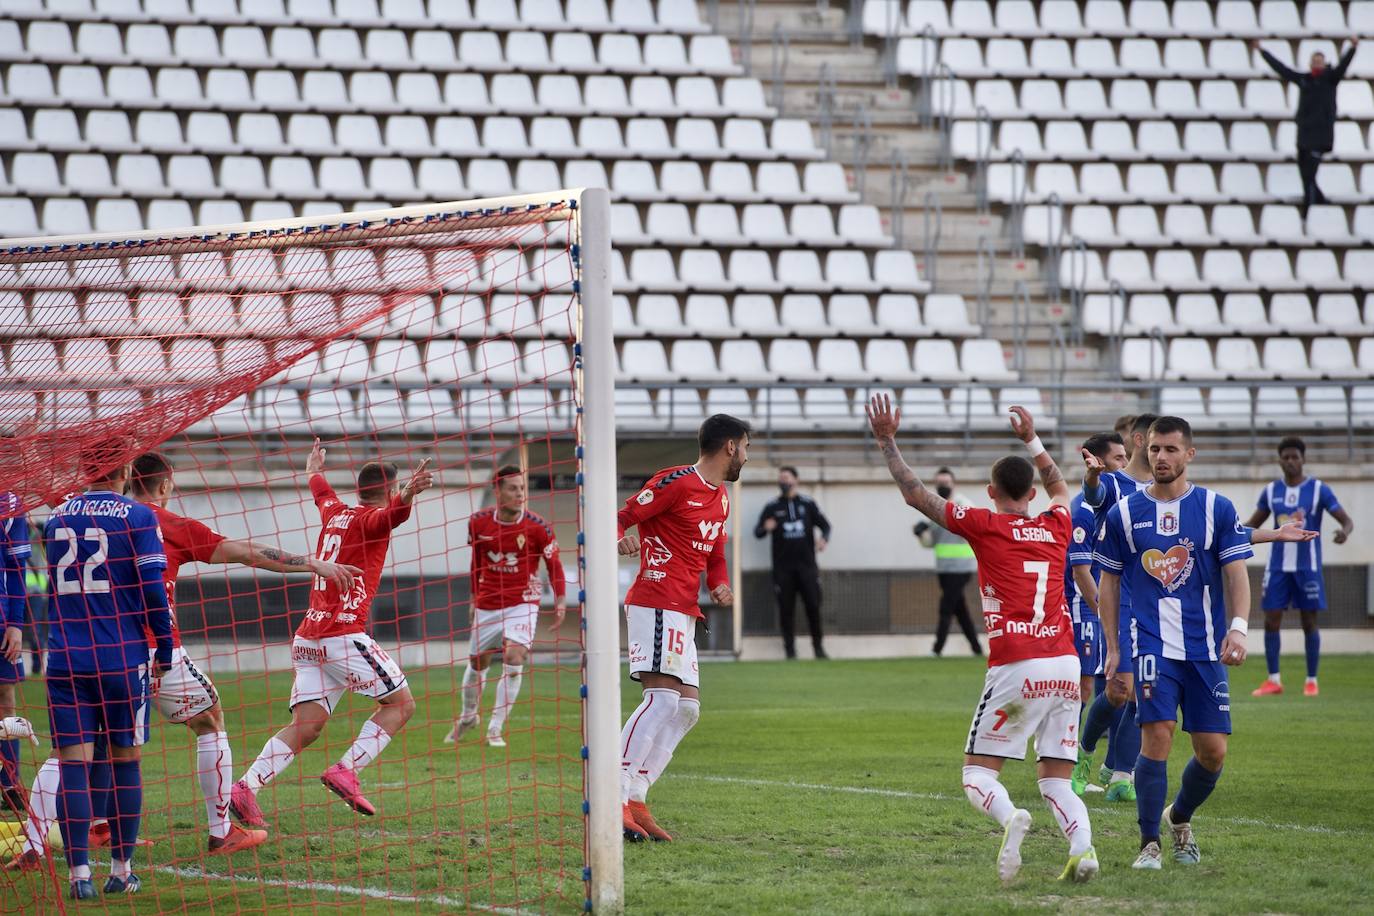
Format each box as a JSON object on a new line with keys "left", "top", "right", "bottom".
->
{"left": 1245, "top": 436, "right": 1354, "bottom": 698}
{"left": 0, "top": 490, "right": 32, "bottom": 813}
{"left": 1094, "top": 416, "right": 1252, "bottom": 871}
{"left": 44, "top": 454, "right": 173, "bottom": 899}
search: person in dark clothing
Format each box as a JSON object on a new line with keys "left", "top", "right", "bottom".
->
{"left": 1253, "top": 38, "right": 1360, "bottom": 217}
{"left": 913, "top": 468, "right": 983, "bottom": 657}
{"left": 754, "top": 466, "right": 830, "bottom": 659}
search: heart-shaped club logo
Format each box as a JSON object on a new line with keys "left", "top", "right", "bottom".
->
{"left": 1141, "top": 544, "right": 1192, "bottom": 591}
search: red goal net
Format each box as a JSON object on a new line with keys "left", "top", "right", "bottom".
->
{"left": 0, "top": 195, "right": 597, "bottom": 913}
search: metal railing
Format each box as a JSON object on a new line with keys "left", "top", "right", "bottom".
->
{"left": 1044, "top": 192, "right": 1065, "bottom": 306}
{"left": 889, "top": 146, "right": 910, "bottom": 248}
{"left": 1011, "top": 279, "right": 1031, "bottom": 377}
{"left": 736, "top": 0, "right": 755, "bottom": 74}
{"left": 817, "top": 62, "right": 837, "bottom": 156}
{"left": 922, "top": 189, "right": 942, "bottom": 288}
{"left": 973, "top": 105, "right": 992, "bottom": 214}
{"left": 769, "top": 23, "right": 790, "bottom": 115}
{"left": 851, "top": 104, "right": 873, "bottom": 199}
{"left": 914, "top": 25, "right": 938, "bottom": 126}
{"left": 1006, "top": 149, "right": 1028, "bottom": 258}
{"left": 1104, "top": 279, "right": 1127, "bottom": 372}
{"left": 933, "top": 61, "right": 955, "bottom": 171}
{"left": 975, "top": 233, "right": 995, "bottom": 326}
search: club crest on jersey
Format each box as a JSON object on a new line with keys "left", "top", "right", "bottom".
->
{"left": 721, "top": 492, "right": 729, "bottom": 515}
{"left": 1141, "top": 539, "right": 1195, "bottom": 593}
{"left": 1159, "top": 511, "right": 1179, "bottom": 535}
{"left": 516, "top": 533, "right": 526, "bottom": 549}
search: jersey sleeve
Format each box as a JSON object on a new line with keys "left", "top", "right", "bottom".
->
{"left": 616, "top": 472, "right": 679, "bottom": 538}
{"left": 3, "top": 514, "right": 30, "bottom": 628}
{"left": 706, "top": 531, "right": 729, "bottom": 590}
{"left": 942, "top": 502, "right": 990, "bottom": 543}
{"left": 467, "top": 516, "right": 481, "bottom": 593}
{"left": 180, "top": 514, "right": 228, "bottom": 564}
{"left": 1256, "top": 485, "right": 1271, "bottom": 512}
{"left": 1093, "top": 504, "right": 1128, "bottom": 575}
{"left": 541, "top": 524, "right": 566, "bottom": 600}
{"left": 130, "top": 505, "right": 168, "bottom": 576}
{"left": 1215, "top": 496, "right": 1254, "bottom": 566}
{"left": 364, "top": 495, "right": 413, "bottom": 535}
{"left": 1067, "top": 509, "right": 1095, "bottom": 568}
{"left": 310, "top": 473, "right": 340, "bottom": 514}
{"left": 1320, "top": 483, "right": 1343, "bottom": 515}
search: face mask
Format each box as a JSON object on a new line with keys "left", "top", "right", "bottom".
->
{"left": 779, "top": 483, "right": 792, "bottom": 496}
{"left": 936, "top": 485, "right": 953, "bottom": 498}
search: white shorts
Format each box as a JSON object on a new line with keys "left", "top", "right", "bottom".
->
{"left": 471, "top": 604, "right": 538, "bottom": 655}
{"left": 289, "top": 634, "right": 408, "bottom": 714}
{"left": 154, "top": 646, "right": 219, "bottom": 724}
{"left": 965, "top": 655, "right": 1082, "bottom": 762}
{"left": 626, "top": 605, "right": 699, "bottom": 689}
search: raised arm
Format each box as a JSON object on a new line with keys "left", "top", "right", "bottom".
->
{"left": 1253, "top": 40, "right": 1302, "bottom": 82}
{"left": 1008, "top": 405, "right": 1069, "bottom": 506}
{"left": 209, "top": 539, "right": 361, "bottom": 592}
{"left": 865, "top": 394, "right": 946, "bottom": 525}
{"left": 1080, "top": 450, "right": 1108, "bottom": 507}
{"left": 1331, "top": 39, "right": 1358, "bottom": 81}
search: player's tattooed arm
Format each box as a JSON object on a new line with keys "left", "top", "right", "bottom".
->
{"left": 865, "top": 394, "right": 947, "bottom": 525}
{"left": 1008, "top": 405, "right": 1070, "bottom": 506}
{"left": 212, "top": 539, "right": 362, "bottom": 591}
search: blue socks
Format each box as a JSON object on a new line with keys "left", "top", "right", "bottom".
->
{"left": 1305, "top": 629, "right": 1321, "bottom": 679}
{"left": 56, "top": 760, "right": 92, "bottom": 869}
{"left": 1080, "top": 692, "right": 1116, "bottom": 755}
{"left": 1265, "top": 629, "right": 1281, "bottom": 676}
{"left": 89, "top": 755, "right": 113, "bottom": 822}
{"left": 108, "top": 759, "right": 143, "bottom": 865}
{"left": 0, "top": 737, "right": 16, "bottom": 788}
{"left": 1171, "top": 757, "right": 1222, "bottom": 825}
{"left": 1108, "top": 702, "right": 1141, "bottom": 775}
{"left": 1135, "top": 755, "right": 1168, "bottom": 843}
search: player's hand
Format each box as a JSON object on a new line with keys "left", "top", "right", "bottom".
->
{"left": 551, "top": 599, "right": 566, "bottom": 629}
{"left": 865, "top": 393, "right": 901, "bottom": 440}
{"left": 306, "top": 437, "right": 326, "bottom": 475}
{"left": 401, "top": 458, "right": 434, "bottom": 504}
{"left": 1104, "top": 643, "right": 1120, "bottom": 680}
{"left": 762, "top": 517, "right": 778, "bottom": 533}
{"left": 617, "top": 535, "right": 640, "bottom": 556}
{"left": 313, "top": 560, "right": 362, "bottom": 592}
{"left": 1221, "top": 629, "right": 1247, "bottom": 666}
{"left": 0, "top": 716, "right": 41, "bottom": 747}
{"left": 1274, "top": 521, "right": 1319, "bottom": 543}
{"left": 1007, "top": 405, "right": 1036, "bottom": 443}
{"left": 816, "top": 536, "right": 827, "bottom": 553}
{"left": 0, "top": 626, "right": 21, "bottom": 663}
{"left": 1081, "top": 448, "right": 1105, "bottom": 486}
{"left": 1333, "top": 527, "right": 1350, "bottom": 545}
{"left": 710, "top": 584, "right": 733, "bottom": 605}
{"left": 154, "top": 645, "right": 173, "bottom": 677}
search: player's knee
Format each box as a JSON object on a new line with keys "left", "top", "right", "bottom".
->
{"left": 387, "top": 690, "right": 417, "bottom": 722}
{"left": 1106, "top": 682, "right": 1129, "bottom": 705}
{"left": 1264, "top": 612, "right": 1284, "bottom": 632}
{"left": 503, "top": 644, "right": 528, "bottom": 667}
{"left": 1300, "top": 613, "right": 1319, "bottom": 634}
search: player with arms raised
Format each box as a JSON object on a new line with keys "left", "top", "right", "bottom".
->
{"left": 1094, "top": 416, "right": 1250, "bottom": 871}
{"left": 616, "top": 414, "right": 747, "bottom": 843}
{"left": 447, "top": 465, "right": 566, "bottom": 748}
{"left": 231, "top": 439, "right": 432, "bottom": 827}
{"left": 868, "top": 394, "right": 1097, "bottom": 884}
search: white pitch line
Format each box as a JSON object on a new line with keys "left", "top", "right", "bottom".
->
{"left": 155, "top": 864, "right": 540, "bottom": 915}
{"left": 670, "top": 773, "right": 1365, "bottom": 836}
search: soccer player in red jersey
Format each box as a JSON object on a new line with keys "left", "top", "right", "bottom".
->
{"left": 615, "top": 414, "right": 749, "bottom": 843}
{"left": 867, "top": 395, "right": 1098, "bottom": 884}
{"left": 231, "top": 439, "right": 433, "bottom": 827}
{"left": 446, "top": 465, "right": 566, "bottom": 748}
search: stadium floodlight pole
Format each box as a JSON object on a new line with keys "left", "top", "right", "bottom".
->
{"left": 576, "top": 186, "right": 625, "bottom": 913}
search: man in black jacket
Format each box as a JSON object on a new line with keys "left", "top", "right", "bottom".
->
{"left": 754, "top": 466, "right": 830, "bottom": 659}
{"left": 1253, "top": 38, "right": 1360, "bottom": 217}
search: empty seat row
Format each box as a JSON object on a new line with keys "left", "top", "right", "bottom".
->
{"left": 611, "top": 202, "right": 889, "bottom": 247}
{"left": 1159, "top": 385, "right": 1374, "bottom": 429}
{"left": 614, "top": 292, "right": 978, "bottom": 338}
{"left": 1029, "top": 204, "right": 1374, "bottom": 248}
{"left": 4, "top": 22, "right": 722, "bottom": 73}
{"left": 1083, "top": 292, "right": 1374, "bottom": 338}
{"left": 873, "top": 1, "right": 1365, "bottom": 39}
{"left": 997, "top": 161, "right": 1374, "bottom": 203}
{"left": 1120, "top": 336, "right": 1373, "bottom": 381}
{"left": 617, "top": 337, "right": 1013, "bottom": 384}
{"left": 613, "top": 248, "right": 927, "bottom": 294}
{"left": 1068, "top": 248, "right": 1374, "bottom": 292}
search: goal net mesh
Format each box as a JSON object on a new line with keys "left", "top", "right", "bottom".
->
{"left": 0, "top": 195, "right": 591, "bottom": 914}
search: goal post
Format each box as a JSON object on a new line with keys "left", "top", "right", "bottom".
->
{"left": 0, "top": 187, "right": 623, "bottom": 913}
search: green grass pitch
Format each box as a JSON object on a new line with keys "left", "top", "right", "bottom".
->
{"left": 3, "top": 655, "right": 1371, "bottom": 914}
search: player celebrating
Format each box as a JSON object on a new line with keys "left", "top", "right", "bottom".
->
{"left": 0, "top": 489, "right": 31, "bottom": 813}
{"left": 1094, "top": 416, "right": 1250, "bottom": 871}
{"left": 868, "top": 394, "right": 1098, "bottom": 884}
{"left": 230, "top": 440, "right": 433, "bottom": 827}
{"left": 44, "top": 452, "right": 173, "bottom": 898}
{"left": 616, "top": 414, "right": 747, "bottom": 843}
{"left": 1246, "top": 436, "right": 1353, "bottom": 698}
{"left": 447, "top": 465, "right": 566, "bottom": 748}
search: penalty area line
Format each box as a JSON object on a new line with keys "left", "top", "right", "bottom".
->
{"left": 154, "top": 865, "right": 536, "bottom": 914}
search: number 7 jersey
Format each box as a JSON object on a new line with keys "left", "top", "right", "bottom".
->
{"left": 943, "top": 501, "right": 1077, "bottom": 667}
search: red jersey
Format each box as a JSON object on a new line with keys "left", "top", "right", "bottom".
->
{"left": 943, "top": 501, "right": 1076, "bottom": 667}
{"left": 296, "top": 474, "right": 412, "bottom": 640}
{"left": 616, "top": 465, "right": 730, "bottom": 619}
{"left": 468, "top": 507, "right": 566, "bottom": 609}
{"left": 144, "top": 503, "right": 226, "bottom": 650}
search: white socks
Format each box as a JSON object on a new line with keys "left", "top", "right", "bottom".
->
{"left": 619, "top": 688, "right": 679, "bottom": 803}
{"left": 111, "top": 857, "right": 132, "bottom": 880}
{"left": 24, "top": 756, "right": 59, "bottom": 854}
{"left": 962, "top": 765, "right": 1015, "bottom": 827}
{"left": 1269, "top": 673, "right": 1282, "bottom": 685}
{"left": 197, "top": 732, "right": 233, "bottom": 840}
{"left": 461, "top": 664, "right": 487, "bottom": 719}
{"left": 633, "top": 697, "right": 700, "bottom": 802}
{"left": 489, "top": 665, "right": 524, "bottom": 734}
{"left": 1039, "top": 777, "right": 1093, "bottom": 855}
{"left": 342, "top": 719, "right": 392, "bottom": 772}
{"left": 245, "top": 736, "right": 296, "bottom": 793}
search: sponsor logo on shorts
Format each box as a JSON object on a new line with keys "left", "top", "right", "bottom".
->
{"left": 293, "top": 644, "right": 327, "bottom": 662}
{"left": 1020, "top": 678, "right": 1080, "bottom": 701}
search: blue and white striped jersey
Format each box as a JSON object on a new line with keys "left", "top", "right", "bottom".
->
{"left": 1065, "top": 494, "right": 1099, "bottom": 625}
{"left": 1257, "top": 478, "right": 1341, "bottom": 574}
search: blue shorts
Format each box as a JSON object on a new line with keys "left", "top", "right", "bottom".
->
{"left": 0, "top": 656, "right": 24, "bottom": 684}
{"left": 1073, "top": 618, "right": 1103, "bottom": 677}
{"left": 46, "top": 667, "right": 151, "bottom": 750}
{"left": 1261, "top": 569, "right": 1326, "bottom": 611}
{"left": 1134, "top": 654, "right": 1231, "bottom": 735}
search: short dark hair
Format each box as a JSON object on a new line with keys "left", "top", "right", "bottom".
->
{"left": 778, "top": 465, "right": 798, "bottom": 478}
{"left": 1113, "top": 414, "right": 1137, "bottom": 436}
{"left": 357, "top": 461, "right": 398, "bottom": 501}
{"left": 130, "top": 452, "right": 173, "bottom": 496}
{"left": 935, "top": 466, "right": 954, "bottom": 479}
{"left": 1148, "top": 416, "right": 1193, "bottom": 444}
{"left": 990, "top": 455, "right": 1035, "bottom": 501}
{"left": 1132, "top": 413, "right": 1160, "bottom": 437}
{"left": 1081, "top": 432, "right": 1125, "bottom": 461}
{"left": 1277, "top": 436, "right": 1306, "bottom": 456}
{"left": 698, "top": 414, "right": 751, "bottom": 455}
{"left": 493, "top": 464, "right": 524, "bottom": 486}
{"left": 81, "top": 440, "right": 129, "bottom": 484}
